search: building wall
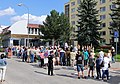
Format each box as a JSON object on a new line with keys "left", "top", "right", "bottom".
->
{"left": 65, "top": 0, "right": 80, "bottom": 45}
{"left": 2, "top": 20, "right": 42, "bottom": 47}
{"left": 97, "top": 0, "right": 116, "bottom": 44}
{"left": 64, "top": 0, "right": 116, "bottom": 45}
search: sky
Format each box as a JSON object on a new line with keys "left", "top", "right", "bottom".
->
{"left": 0, "top": 0, "right": 69, "bottom": 28}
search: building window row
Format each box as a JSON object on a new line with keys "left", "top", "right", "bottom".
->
{"left": 71, "top": 1, "right": 75, "bottom": 6}
{"left": 100, "top": 15, "right": 106, "bottom": 20}
{"left": 77, "top": 0, "right": 81, "bottom": 4}
{"left": 110, "top": 4, "right": 116, "bottom": 9}
{"left": 28, "top": 28, "right": 39, "bottom": 34}
{"left": 71, "top": 8, "right": 76, "bottom": 13}
{"left": 100, "top": 7, "right": 106, "bottom": 12}
{"left": 100, "top": 0, "right": 106, "bottom": 4}
{"left": 71, "top": 14, "right": 76, "bottom": 19}
{"left": 100, "top": 23, "right": 106, "bottom": 27}
{"left": 100, "top": 31, "right": 106, "bottom": 36}
{"left": 71, "top": 21, "right": 75, "bottom": 25}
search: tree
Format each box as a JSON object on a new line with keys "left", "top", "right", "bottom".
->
{"left": 59, "top": 12, "right": 71, "bottom": 43}
{"left": 77, "top": 0, "right": 101, "bottom": 47}
{"left": 41, "top": 10, "right": 71, "bottom": 46}
{"left": 110, "top": 0, "right": 120, "bottom": 47}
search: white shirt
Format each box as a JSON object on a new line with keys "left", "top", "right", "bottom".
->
{"left": 99, "top": 51, "right": 104, "bottom": 60}
{"left": 102, "top": 57, "right": 110, "bottom": 70}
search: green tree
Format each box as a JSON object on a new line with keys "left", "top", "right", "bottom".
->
{"left": 59, "top": 12, "right": 71, "bottom": 43}
{"left": 110, "top": 0, "right": 120, "bottom": 47}
{"left": 77, "top": 0, "right": 101, "bottom": 47}
{"left": 41, "top": 10, "right": 71, "bottom": 46}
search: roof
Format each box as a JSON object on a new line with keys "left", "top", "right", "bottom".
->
{"left": 27, "top": 24, "right": 43, "bottom": 28}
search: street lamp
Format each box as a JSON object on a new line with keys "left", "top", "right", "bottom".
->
{"left": 18, "top": 3, "right": 30, "bottom": 47}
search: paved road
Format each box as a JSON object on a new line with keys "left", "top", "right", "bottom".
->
{"left": 1, "top": 56, "right": 120, "bottom": 84}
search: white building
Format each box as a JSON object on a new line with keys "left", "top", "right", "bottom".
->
{"left": 2, "top": 20, "right": 43, "bottom": 47}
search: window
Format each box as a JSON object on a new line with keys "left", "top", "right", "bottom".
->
{"left": 71, "top": 14, "right": 76, "bottom": 19}
{"left": 100, "top": 7, "right": 106, "bottom": 12}
{"left": 109, "top": 0, "right": 113, "bottom": 1}
{"left": 110, "top": 4, "right": 115, "bottom": 9}
{"left": 109, "top": 29, "right": 113, "bottom": 35}
{"left": 71, "top": 2, "right": 75, "bottom": 6}
{"left": 78, "top": 27, "right": 80, "bottom": 31}
{"left": 100, "top": 15, "right": 106, "bottom": 20}
{"left": 77, "top": 0, "right": 80, "bottom": 4}
{"left": 71, "top": 8, "right": 75, "bottom": 13}
{"left": 100, "top": 0, "right": 106, "bottom": 4}
{"left": 71, "top": 21, "right": 75, "bottom": 25}
{"left": 35, "top": 29, "right": 37, "bottom": 34}
{"left": 31, "top": 28, "right": 34, "bottom": 34}
{"left": 101, "top": 39, "right": 106, "bottom": 43}
{"left": 30, "top": 28, "right": 32, "bottom": 34}
{"left": 28, "top": 28, "right": 30, "bottom": 34}
{"left": 109, "top": 22, "right": 113, "bottom": 26}
{"left": 100, "top": 31, "right": 106, "bottom": 36}
{"left": 100, "top": 23, "right": 106, "bottom": 27}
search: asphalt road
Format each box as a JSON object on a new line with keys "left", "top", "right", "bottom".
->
{"left": 1, "top": 56, "right": 120, "bottom": 84}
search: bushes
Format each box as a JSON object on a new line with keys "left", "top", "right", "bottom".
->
{"left": 95, "top": 49, "right": 109, "bottom": 53}
{"left": 0, "top": 48, "right": 4, "bottom": 52}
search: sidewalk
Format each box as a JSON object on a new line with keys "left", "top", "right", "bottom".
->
{"left": 110, "top": 62, "right": 120, "bottom": 71}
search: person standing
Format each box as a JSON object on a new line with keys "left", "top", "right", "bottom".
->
{"left": 99, "top": 48, "right": 104, "bottom": 61}
{"left": 22, "top": 47, "right": 27, "bottom": 62}
{"left": 88, "top": 53, "right": 95, "bottom": 78}
{"left": 83, "top": 48, "right": 89, "bottom": 69}
{"left": 76, "top": 51, "right": 84, "bottom": 79}
{"left": 96, "top": 55, "right": 102, "bottom": 79}
{"left": 70, "top": 49, "right": 76, "bottom": 67}
{"left": 30, "top": 47, "right": 35, "bottom": 63}
{"left": 111, "top": 47, "right": 115, "bottom": 63}
{"left": 65, "top": 48, "right": 71, "bottom": 66}
{"left": 102, "top": 53, "right": 110, "bottom": 81}
{"left": 0, "top": 56, "right": 7, "bottom": 82}
{"left": 108, "top": 50, "right": 112, "bottom": 63}
{"left": 60, "top": 48, "right": 65, "bottom": 66}
{"left": 27, "top": 47, "right": 31, "bottom": 63}
{"left": 48, "top": 51, "right": 54, "bottom": 76}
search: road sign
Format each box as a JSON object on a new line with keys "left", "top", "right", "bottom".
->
{"left": 114, "top": 38, "right": 119, "bottom": 42}
{"left": 114, "top": 31, "right": 119, "bottom": 38}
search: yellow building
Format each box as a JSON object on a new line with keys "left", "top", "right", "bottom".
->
{"left": 64, "top": 0, "right": 116, "bottom": 45}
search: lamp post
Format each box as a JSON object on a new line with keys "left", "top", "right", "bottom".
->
{"left": 18, "top": 3, "right": 30, "bottom": 47}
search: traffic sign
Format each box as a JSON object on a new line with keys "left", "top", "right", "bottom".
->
{"left": 114, "top": 38, "right": 119, "bottom": 42}
{"left": 114, "top": 31, "right": 119, "bottom": 37}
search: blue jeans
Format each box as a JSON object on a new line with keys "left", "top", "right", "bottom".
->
{"left": 60, "top": 56, "right": 63, "bottom": 65}
{"left": 112, "top": 56, "right": 115, "bottom": 63}
{"left": 30, "top": 54, "right": 34, "bottom": 63}
{"left": 102, "top": 70, "right": 109, "bottom": 80}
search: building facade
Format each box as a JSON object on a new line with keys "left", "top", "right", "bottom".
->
{"left": 2, "top": 20, "right": 43, "bottom": 47}
{"left": 64, "top": 0, "right": 116, "bottom": 45}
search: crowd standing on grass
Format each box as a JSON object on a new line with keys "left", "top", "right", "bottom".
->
{"left": 3, "top": 45, "right": 116, "bottom": 81}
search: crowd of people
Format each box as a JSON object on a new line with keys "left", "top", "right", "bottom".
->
{"left": 4, "top": 45, "right": 116, "bottom": 81}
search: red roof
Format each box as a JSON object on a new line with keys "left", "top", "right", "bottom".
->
{"left": 27, "top": 24, "right": 43, "bottom": 28}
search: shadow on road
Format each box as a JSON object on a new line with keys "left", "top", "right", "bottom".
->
{"left": 56, "top": 73, "right": 76, "bottom": 79}
{"left": 15, "top": 59, "right": 23, "bottom": 62}
{"left": 34, "top": 71, "right": 48, "bottom": 75}
{"left": 107, "top": 75, "right": 120, "bottom": 84}
{"left": 110, "top": 70, "right": 120, "bottom": 74}
{"left": 31, "top": 64, "right": 40, "bottom": 68}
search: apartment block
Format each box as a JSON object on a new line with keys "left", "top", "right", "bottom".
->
{"left": 64, "top": 0, "right": 116, "bottom": 45}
